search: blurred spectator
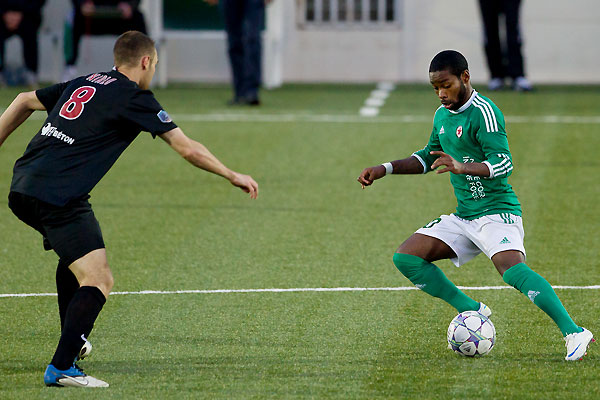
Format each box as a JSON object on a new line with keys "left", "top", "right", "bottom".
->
{"left": 63, "top": 0, "right": 146, "bottom": 81}
{"left": 205, "top": 0, "right": 273, "bottom": 106}
{"left": 478, "top": 0, "right": 532, "bottom": 91}
{"left": 0, "top": 0, "right": 45, "bottom": 87}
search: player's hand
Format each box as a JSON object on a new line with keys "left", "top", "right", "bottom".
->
{"left": 357, "top": 165, "right": 386, "bottom": 189}
{"left": 430, "top": 151, "right": 465, "bottom": 174}
{"left": 229, "top": 172, "right": 259, "bottom": 199}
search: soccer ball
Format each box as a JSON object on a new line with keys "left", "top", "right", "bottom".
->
{"left": 447, "top": 311, "right": 496, "bottom": 357}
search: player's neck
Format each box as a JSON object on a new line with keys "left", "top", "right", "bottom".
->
{"left": 115, "top": 66, "right": 142, "bottom": 87}
{"left": 454, "top": 87, "right": 474, "bottom": 111}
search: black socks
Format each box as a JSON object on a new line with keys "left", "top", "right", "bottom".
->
{"left": 50, "top": 286, "right": 106, "bottom": 370}
{"left": 55, "top": 260, "right": 80, "bottom": 330}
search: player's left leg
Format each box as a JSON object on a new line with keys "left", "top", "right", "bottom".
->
{"left": 493, "top": 250, "right": 582, "bottom": 335}
{"left": 49, "top": 249, "right": 112, "bottom": 370}
{"left": 493, "top": 251, "right": 594, "bottom": 360}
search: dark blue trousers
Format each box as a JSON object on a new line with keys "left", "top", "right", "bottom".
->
{"left": 221, "top": 0, "right": 264, "bottom": 101}
{"left": 478, "top": 0, "right": 524, "bottom": 79}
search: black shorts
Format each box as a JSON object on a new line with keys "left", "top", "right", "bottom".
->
{"left": 8, "top": 192, "right": 105, "bottom": 266}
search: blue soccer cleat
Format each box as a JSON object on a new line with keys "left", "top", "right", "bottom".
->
{"left": 44, "top": 363, "right": 108, "bottom": 387}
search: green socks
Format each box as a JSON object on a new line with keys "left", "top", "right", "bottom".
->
{"left": 393, "top": 253, "right": 479, "bottom": 313}
{"left": 393, "top": 254, "right": 580, "bottom": 336}
{"left": 503, "top": 263, "right": 580, "bottom": 336}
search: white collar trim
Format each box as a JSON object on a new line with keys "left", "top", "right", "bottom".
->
{"left": 448, "top": 90, "right": 477, "bottom": 114}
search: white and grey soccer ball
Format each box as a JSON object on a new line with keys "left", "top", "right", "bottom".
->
{"left": 447, "top": 311, "right": 496, "bottom": 357}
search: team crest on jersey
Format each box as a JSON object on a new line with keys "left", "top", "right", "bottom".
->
{"left": 439, "top": 126, "right": 445, "bottom": 135}
{"left": 157, "top": 110, "right": 172, "bottom": 123}
{"left": 456, "top": 126, "right": 463, "bottom": 138}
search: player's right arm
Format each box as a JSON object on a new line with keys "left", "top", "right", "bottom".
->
{"left": 0, "top": 91, "right": 45, "bottom": 147}
{"left": 357, "top": 156, "right": 424, "bottom": 188}
{"left": 159, "top": 127, "right": 258, "bottom": 199}
{"left": 358, "top": 115, "right": 443, "bottom": 188}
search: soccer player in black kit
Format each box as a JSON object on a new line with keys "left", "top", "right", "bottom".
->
{"left": 0, "top": 31, "right": 258, "bottom": 387}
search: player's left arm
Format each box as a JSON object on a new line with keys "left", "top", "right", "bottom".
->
{"left": 159, "top": 127, "right": 258, "bottom": 199}
{"left": 430, "top": 151, "right": 491, "bottom": 176}
{"left": 0, "top": 91, "right": 45, "bottom": 148}
{"left": 476, "top": 107, "right": 513, "bottom": 179}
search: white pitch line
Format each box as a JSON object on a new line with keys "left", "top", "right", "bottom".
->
{"left": 2, "top": 285, "right": 600, "bottom": 298}
{"left": 21, "top": 111, "right": 600, "bottom": 124}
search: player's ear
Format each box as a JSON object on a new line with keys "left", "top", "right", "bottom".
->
{"left": 141, "top": 55, "right": 151, "bottom": 70}
{"left": 461, "top": 69, "right": 470, "bottom": 84}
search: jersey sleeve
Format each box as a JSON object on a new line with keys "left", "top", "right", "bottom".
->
{"left": 121, "top": 89, "right": 178, "bottom": 138}
{"left": 412, "top": 111, "right": 443, "bottom": 173}
{"left": 35, "top": 82, "right": 69, "bottom": 112}
{"left": 473, "top": 101, "right": 513, "bottom": 179}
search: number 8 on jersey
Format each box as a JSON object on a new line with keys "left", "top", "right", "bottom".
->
{"left": 59, "top": 86, "right": 97, "bottom": 120}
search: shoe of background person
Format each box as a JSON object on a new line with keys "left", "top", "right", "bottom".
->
{"left": 477, "top": 302, "right": 492, "bottom": 318}
{"left": 564, "top": 328, "right": 594, "bottom": 361}
{"left": 488, "top": 78, "right": 504, "bottom": 91}
{"left": 44, "top": 363, "right": 109, "bottom": 387}
{"left": 513, "top": 76, "right": 533, "bottom": 92}
{"left": 245, "top": 96, "right": 260, "bottom": 106}
{"left": 61, "top": 66, "right": 78, "bottom": 83}
{"left": 78, "top": 338, "right": 92, "bottom": 360}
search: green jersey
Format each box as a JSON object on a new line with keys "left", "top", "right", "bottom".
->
{"left": 413, "top": 90, "right": 521, "bottom": 220}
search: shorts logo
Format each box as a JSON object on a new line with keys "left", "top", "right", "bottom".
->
{"left": 157, "top": 110, "right": 172, "bottom": 123}
{"left": 456, "top": 126, "right": 463, "bottom": 138}
{"left": 499, "top": 237, "right": 511, "bottom": 244}
{"left": 439, "top": 126, "right": 445, "bottom": 135}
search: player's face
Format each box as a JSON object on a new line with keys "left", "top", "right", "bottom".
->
{"left": 429, "top": 70, "right": 470, "bottom": 111}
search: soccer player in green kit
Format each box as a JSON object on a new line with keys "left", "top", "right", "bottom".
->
{"left": 357, "top": 50, "right": 594, "bottom": 361}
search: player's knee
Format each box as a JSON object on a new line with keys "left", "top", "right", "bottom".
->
{"left": 393, "top": 253, "right": 427, "bottom": 278}
{"left": 103, "top": 270, "right": 114, "bottom": 294}
{"left": 99, "top": 266, "right": 114, "bottom": 295}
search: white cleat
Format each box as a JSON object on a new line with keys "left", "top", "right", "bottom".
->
{"left": 57, "top": 374, "right": 109, "bottom": 388}
{"left": 565, "top": 328, "right": 594, "bottom": 361}
{"left": 477, "top": 302, "right": 492, "bottom": 318}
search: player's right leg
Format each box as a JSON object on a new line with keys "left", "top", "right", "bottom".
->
{"left": 8, "top": 192, "right": 111, "bottom": 386}
{"left": 393, "top": 231, "right": 483, "bottom": 314}
{"left": 45, "top": 249, "right": 112, "bottom": 387}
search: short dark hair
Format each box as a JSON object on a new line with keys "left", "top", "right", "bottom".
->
{"left": 113, "top": 31, "right": 155, "bottom": 67}
{"left": 429, "top": 50, "right": 468, "bottom": 78}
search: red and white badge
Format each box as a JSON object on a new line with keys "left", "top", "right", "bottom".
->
{"left": 456, "top": 126, "right": 463, "bottom": 138}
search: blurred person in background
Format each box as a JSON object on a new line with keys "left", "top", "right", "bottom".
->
{"left": 0, "top": 0, "right": 46, "bottom": 87}
{"left": 478, "top": 0, "right": 532, "bottom": 91}
{"left": 62, "top": 0, "right": 147, "bottom": 82}
{"left": 204, "top": 0, "right": 273, "bottom": 106}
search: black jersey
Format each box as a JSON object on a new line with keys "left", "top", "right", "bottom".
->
{"left": 10, "top": 70, "right": 177, "bottom": 206}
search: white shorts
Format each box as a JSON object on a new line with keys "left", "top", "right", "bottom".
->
{"left": 415, "top": 213, "right": 526, "bottom": 267}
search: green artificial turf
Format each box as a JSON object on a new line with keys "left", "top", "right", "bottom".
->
{"left": 0, "top": 83, "right": 598, "bottom": 399}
